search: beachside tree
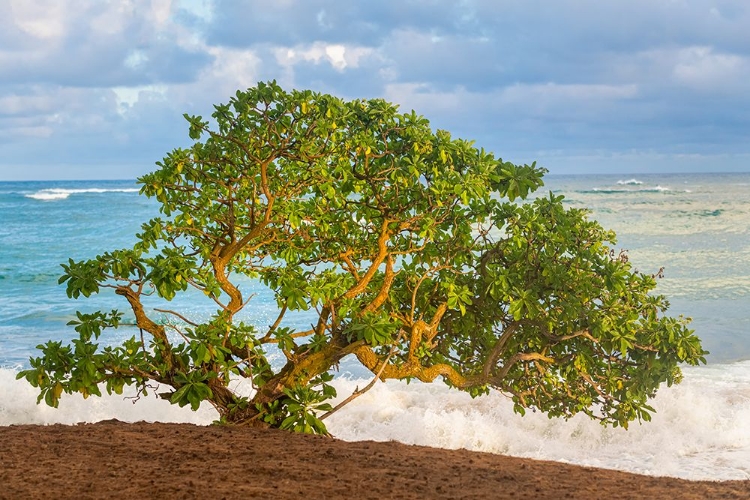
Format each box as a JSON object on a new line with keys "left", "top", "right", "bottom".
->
{"left": 19, "top": 81, "right": 706, "bottom": 433}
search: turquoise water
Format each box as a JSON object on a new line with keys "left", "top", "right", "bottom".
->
{"left": 2, "top": 174, "right": 747, "bottom": 366}
{"left": 0, "top": 181, "right": 154, "bottom": 366}
{"left": 0, "top": 173, "right": 749, "bottom": 479}
{"left": 544, "top": 172, "right": 750, "bottom": 363}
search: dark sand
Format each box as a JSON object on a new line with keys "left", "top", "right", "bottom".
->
{"left": 0, "top": 421, "right": 747, "bottom": 499}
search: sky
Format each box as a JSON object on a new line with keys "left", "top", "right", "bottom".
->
{"left": 1, "top": 0, "right": 749, "bottom": 180}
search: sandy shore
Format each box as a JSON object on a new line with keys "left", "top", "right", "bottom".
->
{"left": 0, "top": 421, "right": 747, "bottom": 499}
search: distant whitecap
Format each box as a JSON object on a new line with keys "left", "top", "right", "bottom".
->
{"left": 616, "top": 179, "right": 643, "bottom": 185}
{"left": 25, "top": 188, "right": 139, "bottom": 201}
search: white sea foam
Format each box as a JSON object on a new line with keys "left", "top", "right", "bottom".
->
{"left": 0, "top": 369, "right": 215, "bottom": 426}
{"left": 2, "top": 362, "right": 749, "bottom": 480}
{"left": 25, "top": 188, "right": 139, "bottom": 201}
{"left": 617, "top": 179, "right": 644, "bottom": 185}
{"left": 590, "top": 185, "right": 671, "bottom": 193}
{"left": 327, "top": 363, "right": 750, "bottom": 481}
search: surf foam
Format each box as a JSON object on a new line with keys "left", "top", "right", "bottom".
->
{"left": 25, "top": 188, "right": 139, "bottom": 201}
{"left": 2, "top": 361, "right": 749, "bottom": 480}
{"left": 617, "top": 179, "right": 644, "bottom": 185}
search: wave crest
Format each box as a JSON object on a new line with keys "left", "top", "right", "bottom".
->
{"left": 25, "top": 188, "right": 139, "bottom": 201}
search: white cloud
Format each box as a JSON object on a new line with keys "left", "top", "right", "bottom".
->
{"left": 150, "top": 0, "right": 174, "bottom": 26}
{"left": 112, "top": 85, "right": 168, "bottom": 115}
{"left": 0, "top": 92, "right": 56, "bottom": 116}
{"left": 275, "top": 42, "right": 375, "bottom": 72}
{"left": 203, "top": 46, "right": 261, "bottom": 92}
{"left": 325, "top": 45, "right": 347, "bottom": 70}
{"left": 8, "top": 0, "right": 68, "bottom": 40}
{"left": 619, "top": 45, "right": 750, "bottom": 94}
{"left": 7, "top": 125, "right": 55, "bottom": 138}
{"left": 0, "top": 85, "right": 121, "bottom": 145}
{"left": 672, "top": 46, "right": 749, "bottom": 90}
{"left": 88, "top": 1, "right": 136, "bottom": 36}
{"left": 165, "top": 46, "right": 261, "bottom": 104}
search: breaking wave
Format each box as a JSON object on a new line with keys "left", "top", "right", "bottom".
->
{"left": 617, "top": 179, "right": 644, "bottom": 185}
{"left": 25, "top": 188, "right": 139, "bottom": 201}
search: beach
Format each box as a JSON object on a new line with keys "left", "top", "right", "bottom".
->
{"left": 1, "top": 420, "right": 748, "bottom": 500}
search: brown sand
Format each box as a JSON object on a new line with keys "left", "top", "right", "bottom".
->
{"left": 0, "top": 420, "right": 747, "bottom": 499}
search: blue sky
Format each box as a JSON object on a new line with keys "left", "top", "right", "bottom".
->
{"left": 0, "top": 0, "right": 749, "bottom": 180}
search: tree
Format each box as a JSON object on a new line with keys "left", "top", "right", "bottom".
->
{"left": 19, "top": 81, "right": 706, "bottom": 433}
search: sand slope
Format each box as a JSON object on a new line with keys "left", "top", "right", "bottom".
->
{"left": 0, "top": 421, "right": 748, "bottom": 499}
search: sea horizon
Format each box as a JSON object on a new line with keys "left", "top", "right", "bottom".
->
{"left": 2, "top": 169, "right": 750, "bottom": 183}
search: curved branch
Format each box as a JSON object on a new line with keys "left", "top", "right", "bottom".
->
{"left": 353, "top": 345, "right": 468, "bottom": 387}
{"left": 115, "top": 286, "right": 175, "bottom": 370}
{"left": 362, "top": 255, "right": 397, "bottom": 314}
{"left": 343, "top": 219, "right": 391, "bottom": 299}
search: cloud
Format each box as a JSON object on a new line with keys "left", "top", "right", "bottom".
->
{"left": 274, "top": 42, "right": 375, "bottom": 72}
{"left": 0, "top": 0, "right": 749, "bottom": 180}
{"left": 381, "top": 81, "right": 647, "bottom": 161}
{"left": 671, "top": 46, "right": 750, "bottom": 92}
{"left": 0, "top": 0, "right": 213, "bottom": 87}
{"left": 204, "top": 1, "right": 472, "bottom": 48}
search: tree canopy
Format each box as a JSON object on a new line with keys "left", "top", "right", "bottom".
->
{"left": 19, "top": 81, "right": 707, "bottom": 433}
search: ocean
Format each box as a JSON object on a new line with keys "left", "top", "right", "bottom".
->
{"left": 0, "top": 173, "right": 748, "bottom": 480}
